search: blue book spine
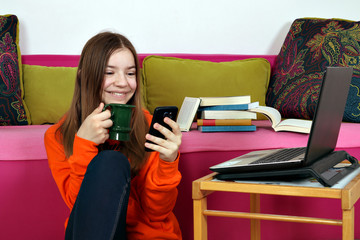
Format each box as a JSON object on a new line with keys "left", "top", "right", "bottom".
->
{"left": 198, "top": 125, "right": 256, "bottom": 132}
{"left": 198, "top": 102, "right": 259, "bottom": 111}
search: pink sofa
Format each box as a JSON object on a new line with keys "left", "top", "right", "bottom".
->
{"left": 1, "top": 54, "right": 360, "bottom": 240}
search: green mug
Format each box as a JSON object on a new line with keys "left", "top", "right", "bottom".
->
{"left": 103, "top": 103, "right": 135, "bottom": 141}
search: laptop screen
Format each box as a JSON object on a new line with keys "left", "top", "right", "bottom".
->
{"left": 304, "top": 67, "right": 353, "bottom": 165}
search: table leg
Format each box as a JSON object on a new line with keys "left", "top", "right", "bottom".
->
{"left": 250, "top": 193, "right": 261, "bottom": 240}
{"left": 342, "top": 207, "right": 354, "bottom": 240}
{"left": 194, "top": 197, "right": 208, "bottom": 240}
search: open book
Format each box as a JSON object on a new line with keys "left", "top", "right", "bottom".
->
{"left": 248, "top": 106, "right": 312, "bottom": 134}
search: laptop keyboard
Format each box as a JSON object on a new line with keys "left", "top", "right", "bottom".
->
{"left": 251, "top": 147, "right": 306, "bottom": 165}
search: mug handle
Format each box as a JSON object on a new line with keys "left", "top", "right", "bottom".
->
{"left": 103, "top": 104, "right": 114, "bottom": 117}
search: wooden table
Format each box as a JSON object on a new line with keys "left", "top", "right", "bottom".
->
{"left": 192, "top": 171, "right": 360, "bottom": 240}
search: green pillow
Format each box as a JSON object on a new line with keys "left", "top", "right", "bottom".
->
{"left": 23, "top": 64, "right": 77, "bottom": 124}
{"left": 142, "top": 56, "right": 271, "bottom": 118}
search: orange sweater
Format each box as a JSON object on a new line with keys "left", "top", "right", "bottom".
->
{"left": 44, "top": 110, "right": 182, "bottom": 239}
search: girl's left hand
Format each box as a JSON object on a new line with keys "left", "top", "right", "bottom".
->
{"left": 145, "top": 117, "right": 182, "bottom": 162}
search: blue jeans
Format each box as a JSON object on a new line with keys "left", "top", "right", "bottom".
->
{"left": 65, "top": 150, "right": 131, "bottom": 240}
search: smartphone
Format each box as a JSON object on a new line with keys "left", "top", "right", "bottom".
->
{"left": 145, "top": 106, "right": 178, "bottom": 152}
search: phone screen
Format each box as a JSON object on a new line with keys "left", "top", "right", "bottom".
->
{"left": 145, "top": 106, "right": 178, "bottom": 152}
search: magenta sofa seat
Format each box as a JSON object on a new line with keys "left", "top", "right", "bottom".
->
{"left": 0, "top": 125, "right": 68, "bottom": 240}
{"left": 0, "top": 54, "right": 359, "bottom": 240}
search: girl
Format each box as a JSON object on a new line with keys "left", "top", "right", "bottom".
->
{"left": 44, "top": 32, "right": 182, "bottom": 239}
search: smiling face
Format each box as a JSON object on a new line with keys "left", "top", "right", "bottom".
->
{"left": 102, "top": 48, "right": 137, "bottom": 105}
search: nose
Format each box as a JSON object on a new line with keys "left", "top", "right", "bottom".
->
{"left": 114, "top": 73, "right": 128, "bottom": 86}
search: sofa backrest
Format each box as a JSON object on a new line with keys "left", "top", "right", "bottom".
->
{"left": 22, "top": 54, "right": 277, "bottom": 68}
{"left": 21, "top": 54, "right": 277, "bottom": 125}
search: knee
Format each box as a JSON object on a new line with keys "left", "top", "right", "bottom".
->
{"left": 87, "top": 150, "right": 131, "bottom": 181}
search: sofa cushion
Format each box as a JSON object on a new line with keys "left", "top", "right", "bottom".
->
{"left": 0, "top": 14, "right": 30, "bottom": 125}
{"left": 0, "top": 125, "right": 51, "bottom": 160}
{"left": 141, "top": 56, "right": 271, "bottom": 118}
{"left": 23, "top": 64, "right": 77, "bottom": 124}
{"left": 266, "top": 18, "right": 360, "bottom": 122}
{"left": 179, "top": 121, "right": 360, "bottom": 154}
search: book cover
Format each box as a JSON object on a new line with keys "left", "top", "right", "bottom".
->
{"left": 197, "top": 119, "right": 252, "bottom": 126}
{"left": 200, "top": 110, "right": 257, "bottom": 120}
{"left": 199, "top": 95, "right": 251, "bottom": 107}
{"left": 177, "top": 97, "right": 201, "bottom": 131}
{"left": 198, "top": 125, "right": 256, "bottom": 132}
{"left": 248, "top": 106, "right": 312, "bottom": 134}
{"left": 198, "top": 102, "right": 259, "bottom": 111}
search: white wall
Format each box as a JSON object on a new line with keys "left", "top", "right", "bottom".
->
{"left": 4, "top": 0, "right": 360, "bottom": 55}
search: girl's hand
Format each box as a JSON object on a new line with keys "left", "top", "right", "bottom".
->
{"left": 145, "top": 117, "right": 182, "bottom": 162}
{"left": 77, "top": 103, "right": 113, "bottom": 145}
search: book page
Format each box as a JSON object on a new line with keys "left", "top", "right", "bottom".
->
{"left": 276, "top": 119, "right": 312, "bottom": 133}
{"left": 248, "top": 106, "right": 281, "bottom": 128}
{"left": 177, "top": 97, "right": 201, "bottom": 131}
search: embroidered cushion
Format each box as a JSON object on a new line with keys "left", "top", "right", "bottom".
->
{"left": 0, "top": 15, "right": 30, "bottom": 125}
{"left": 266, "top": 18, "right": 360, "bottom": 122}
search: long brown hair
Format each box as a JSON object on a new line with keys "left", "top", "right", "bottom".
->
{"left": 58, "top": 32, "right": 149, "bottom": 174}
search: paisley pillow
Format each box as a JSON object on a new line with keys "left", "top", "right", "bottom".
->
{"left": 266, "top": 18, "right": 360, "bottom": 122}
{"left": 0, "top": 15, "right": 30, "bottom": 125}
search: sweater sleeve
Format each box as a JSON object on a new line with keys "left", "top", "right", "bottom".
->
{"left": 44, "top": 123, "right": 98, "bottom": 209}
{"left": 136, "top": 110, "right": 182, "bottom": 222}
{"left": 138, "top": 153, "right": 181, "bottom": 222}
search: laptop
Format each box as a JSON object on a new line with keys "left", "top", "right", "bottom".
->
{"left": 210, "top": 67, "right": 358, "bottom": 186}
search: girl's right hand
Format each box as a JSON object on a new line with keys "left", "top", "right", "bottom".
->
{"left": 77, "top": 103, "right": 113, "bottom": 145}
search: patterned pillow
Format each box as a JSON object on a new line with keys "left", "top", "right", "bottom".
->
{"left": 0, "top": 15, "right": 30, "bottom": 125}
{"left": 266, "top": 18, "right": 360, "bottom": 122}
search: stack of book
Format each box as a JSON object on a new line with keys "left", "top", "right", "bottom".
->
{"left": 177, "top": 96, "right": 312, "bottom": 134}
{"left": 196, "top": 96, "right": 258, "bottom": 132}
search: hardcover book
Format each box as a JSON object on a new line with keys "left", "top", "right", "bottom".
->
{"left": 198, "top": 101, "right": 259, "bottom": 111}
{"left": 199, "top": 110, "right": 257, "bottom": 120}
{"left": 198, "top": 125, "right": 256, "bottom": 132}
{"left": 197, "top": 119, "right": 252, "bottom": 126}
{"left": 199, "top": 95, "right": 251, "bottom": 106}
